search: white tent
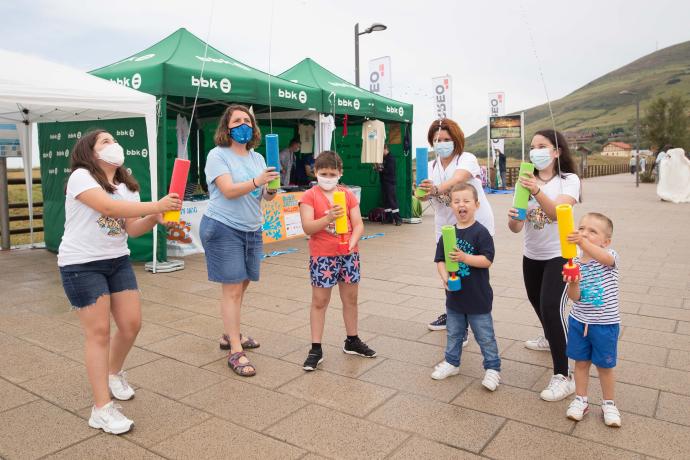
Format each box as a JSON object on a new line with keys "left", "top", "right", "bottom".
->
{"left": 0, "top": 49, "right": 161, "bottom": 265}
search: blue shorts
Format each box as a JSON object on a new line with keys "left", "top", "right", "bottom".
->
{"left": 59, "top": 255, "right": 138, "bottom": 309}
{"left": 567, "top": 316, "right": 620, "bottom": 368}
{"left": 309, "top": 253, "right": 361, "bottom": 288}
{"left": 200, "top": 215, "right": 262, "bottom": 284}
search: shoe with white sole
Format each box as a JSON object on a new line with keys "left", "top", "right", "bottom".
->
{"left": 431, "top": 361, "right": 460, "bottom": 380}
{"left": 428, "top": 314, "right": 447, "bottom": 331}
{"left": 109, "top": 370, "right": 135, "bottom": 401}
{"left": 481, "top": 369, "right": 501, "bottom": 391}
{"left": 540, "top": 374, "right": 575, "bottom": 401}
{"left": 602, "top": 401, "right": 622, "bottom": 427}
{"left": 566, "top": 396, "right": 590, "bottom": 421}
{"left": 524, "top": 335, "right": 550, "bottom": 351}
{"left": 88, "top": 401, "right": 133, "bottom": 434}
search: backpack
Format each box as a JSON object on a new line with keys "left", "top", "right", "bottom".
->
{"left": 368, "top": 207, "right": 386, "bottom": 222}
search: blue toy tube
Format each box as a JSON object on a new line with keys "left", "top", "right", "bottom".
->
{"left": 447, "top": 272, "right": 462, "bottom": 291}
{"left": 265, "top": 134, "right": 280, "bottom": 189}
{"left": 415, "top": 147, "right": 429, "bottom": 197}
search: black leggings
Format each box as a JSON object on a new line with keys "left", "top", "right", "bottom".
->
{"left": 523, "top": 256, "right": 569, "bottom": 376}
{"left": 381, "top": 181, "right": 398, "bottom": 211}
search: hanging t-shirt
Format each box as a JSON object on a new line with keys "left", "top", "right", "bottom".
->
{"left": 570, "top": 249, "right": 620, "bottom": 325}
{"left": 361, "top": 119, "right": 386, "bottom": 163}
{"left": 434, "top": 221, "right": 495, "bottom": 314}
{"left": 205, "top": 146, "right": 267, "bottom": 232}
{"left": 176, "top": 114, "right": 190, "bottom": 160}
{"left": 299, "top": 124, "right": 315, "bottom": 153}
{"left": 299, "top": 185, "right": 359, "bottom": 257}
{"left": 318, "top": 115, "right": 336, "bottom": 155}
{"left": 523, "top": 173, "right": 580, "bottom": 260}
{"left": 429, "top": 152, "right": 495, "bottom": 241}
{"left": 58, "top": 168, "right": 140, "bottom": 267}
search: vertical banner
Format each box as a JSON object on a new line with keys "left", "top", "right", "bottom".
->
{"left": 368, "top": 56, "right": 392, "bottom": 98}
{"left": 488, "top": 92, "right": 505, "bottom": 187}
{"left": 432, "top": 75, "right": 452, "bottom": 119}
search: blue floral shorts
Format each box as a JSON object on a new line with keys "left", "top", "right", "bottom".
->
{"left": 309, "top": 252, "right": 361, "bottom": 288}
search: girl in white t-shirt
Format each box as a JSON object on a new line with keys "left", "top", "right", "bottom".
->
{"left": 58, "top": 130, "right": 181, "bottom": 435}
{"left": 417, "top": 118, "right": 496, "bottom": 332}
{"left": 508, "top": 129, "right": 581, "bottom": 402}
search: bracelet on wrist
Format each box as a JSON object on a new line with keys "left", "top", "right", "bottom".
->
{"left": 533, "top": 187, "right": 541, "bottom": 196}
{"left": 252, "top": 178, "right": 258, "bottom": 188}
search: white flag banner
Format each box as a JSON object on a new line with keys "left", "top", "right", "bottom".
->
{"left": 368, "top": 56, "right": 392, "bottom": 98}
{"left": 488, "top": 92, "right": 505, "bottom": 162}
{"left": 432, "top": 75, "right": 452, "bottom": 119}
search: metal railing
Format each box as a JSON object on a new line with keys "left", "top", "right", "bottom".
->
{"left": 502, "top": 163, "right": 628, "bottom": 187}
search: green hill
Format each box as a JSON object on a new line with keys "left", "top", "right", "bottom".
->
{"left": 466, "top": 40, "right": 690, "bottom": 154}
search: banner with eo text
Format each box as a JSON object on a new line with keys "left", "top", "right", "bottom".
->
{"left": 432, "top": 75, "right": 452, "bottom": 119}
{"left": 368, "top": 56, "right": 392, "bottom": 98}
{"left": 488, "top": 92, "right": 505, "bottom": 181}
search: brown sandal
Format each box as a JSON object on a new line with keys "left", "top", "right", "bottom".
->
{"left": 219, "top": 334, "right": 260, "bottom": 350}
{"left": 227, "top": 351, "right": 256, "bottom": 377}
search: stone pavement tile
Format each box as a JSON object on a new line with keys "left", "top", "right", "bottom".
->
{"left": 638, "top": 305, "right": 690, "bottom": 322}
{"left": 396, "top": 284, "right": 446, "bottom": 300}
{"left": 655, "top": 392, "right": 690, "bottom": 427}
{"left": 453, "top": 381, "right": 574, "bottom": 433}
{"left": 418, "top": 329, "right": 516, "bottom": 356}
{"left": 0, "top": 341, "right": 80, "bottom": 383}
{"left": 620, "top": 313, "right": 677, "bottom": 332}
{"left": 392, "top": 274, "right": 443, "bottom": 289}
{"left": 20, "top": 322, "right": 84, "bottom": 352}
{"left": 240, "top": 308, "right": 308, "bottom": 334}
{"left": 388, "top": 437, "right": 483, "bottom": 459}
{"left": 358, "top": 314, "right": 430, "bottom": 340}
{"left": 621, "top": 326, "right": 690, "bottom": 351}
{"left": 279, "top": 370, "right": 396, "bottom": 417}
{"left": 22, "top": 365, "right": 93, "bottom": 412}
{"left": 491, "top": 308, "right": 542, "bottom": 327}
{"left": 357, "top": 300, "right": 425, "bottom": 320}
{"left": 366, "top": 335, "right": 444, "bottom": 367}
{"left": 139, "top": 285, "right": 221, "bottom": 317}
{"left": 620, "top": 292, "right": 682, "bottom": 309}
{"left": 126, "top": 358, "right": 225, "bottom": 400}
{"left": 497, "top": 286, "right": 529, "bottom": 300}
{"left": 0, "top": 331, "right": 19, "bottom": 346}
{"left": 617, "top": 340, "right": 669, "bottom": 366}
{"left": 0, "top": 400, "right": 94, "bottom": 460}
{"left": 281, "top": 343, "right": 384, "bottom": 378}
{"left": 45, "top": 434, "right": 164, "bottom": 459}
{"left": 367, "top": 393, "right": 504, "bottom": 453}
{"left": 573, "top": 410, "right": 690, "bottom": 459}
{"left": 459, "top": 351, "right": 548, "bottom": 390}
{"left": 285, "top": 322, "right": 376, "bottom": 349}
{"left": 265, "top": 404, "right": 408, "bottom": 460}
{"left": 398, "top": 295, "right": 446, "bottom": 311}
{"left": 666, "top": 349, "right": 690, "bottom": 371}
{"left": 139, "top": 273, "right": 213, "bottom": 294}
{"left": 142, "top": 333, "right": 226, "bottom": 367}
{"left": 619, "top": 282, "right": 650, "bottom": 294}
{"left": 492, "top": 320, "right": 544, "bottom": 342}
{"left": 166, "top": 314, "right": 221, "bottom": 340}
{"left": 182, "top": 378, "right": 306, "bottom": 431}
{"left": 17, "top": 296, "right": 72, "bottom": 316}
{"left": 135, "top": 322, "right": 184, "bottom": 346}
{"left": 359, "top": 358, "right": 472, "bottom": 403}
{"left": 0, "top": 377, "right": 37, "bottom": 413}
{"left": 74, "top": 389, "right": 211, "bottom": 448}
{"left": 357, "top": 290, "right": 414, "bottom": 306}
{"left": 151, "top": 417, "right": 304, "bottom": 460}
{"left": 140, "top": 301, "right": 197, "bottom": 325}
{"left": 233, "top": 325, "right": 310, "bottom": 359}
{"left": 648, "top": 286, "right": 690, "bottom": 300}
{"left": 358, "top": 277, "right": 409, "bottom": 293}
{"left": 0, "top": 309, "right": 56, "bottom": 336}
{"left": 62, "top": 345, "right": 163, "bottom": 371}
{"left": 242, "top": 292, "right": 306, "bottom": 315}
{"left": 203, "top": 353, "right": 304, "bottom": 389}
{"left": 676, "top": 321, "right": 690, "bottom": 335}
{"left": 483, "top": 420, "right": 642, "bottom": 460}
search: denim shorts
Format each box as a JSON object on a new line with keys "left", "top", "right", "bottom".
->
{"left": 200, "top": 215, "right": 262, "bottom": 284}
{"left": 59, "top": 255, "right": 138, "bottom": 309}
{"left": 309, "top": 253, "right": 361, "bottom": 288}
{"left": 566, "top": 316, "right": 620, "bottom": 368}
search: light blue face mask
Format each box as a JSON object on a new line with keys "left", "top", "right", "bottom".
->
{"left": 529, "top": 147, "right": 554, "bottom": 170}
{"left": 434, "top": 141, "right": 454, "bottom": 158}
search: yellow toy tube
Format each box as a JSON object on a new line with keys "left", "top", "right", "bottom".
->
{"left": 556, "top": 204, "right": 577, "bottom": 260}
{"left": 333, "top": 191, "right": 348, "bottom": 235}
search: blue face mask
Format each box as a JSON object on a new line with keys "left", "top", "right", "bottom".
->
{"left": 434, "top": 141, "right": 454, "bottom": 158}
{"left": 229, "top": 124, "right": 253, "bottom": 144}
{"left": 529, "top": 147, "right": 554, "bottom": 170}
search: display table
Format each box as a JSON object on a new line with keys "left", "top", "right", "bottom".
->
{"left": 166, "top": 187, "right": 360, "bottom": 257}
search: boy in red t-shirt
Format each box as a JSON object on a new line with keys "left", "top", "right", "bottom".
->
{"left": 298, "top": 151, "right": 376, "bottom": 371}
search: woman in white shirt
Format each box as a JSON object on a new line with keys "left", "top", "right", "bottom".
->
{"left": 58, "top": 130, "right": 181, "bottom": 435}
{"left": 508, "top": 129, "right": 581, "bottom": 402}
{"left": 417, "top": 118, "right": 495, "bottom": 332}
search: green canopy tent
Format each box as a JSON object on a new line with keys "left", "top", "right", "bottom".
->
{"left": 279, "top": 58, "right": 413, "bottom": 217}
{"left": 39, "top": 28, "right": 322, "bottom": 261}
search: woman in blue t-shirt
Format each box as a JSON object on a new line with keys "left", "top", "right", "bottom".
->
{"left": 199, "top": 105, "right": 279, "bottom": 377}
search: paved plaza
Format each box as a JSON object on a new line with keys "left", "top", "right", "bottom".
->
{"left": 0, "top": 173, "right": 689, "bottom": 459}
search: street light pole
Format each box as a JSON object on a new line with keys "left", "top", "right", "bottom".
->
{"left": 354, "top": 22, "right": 387, "bottom": 87}
{"left": 635, "top": 96, "right": 640, "bottom": 188}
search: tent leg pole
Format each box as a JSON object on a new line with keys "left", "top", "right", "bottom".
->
{"left": 0, "top": 158, "right": 10, "bottom": 250}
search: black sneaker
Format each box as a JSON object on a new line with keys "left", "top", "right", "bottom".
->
{"left": 343, "top": 337, "right": 377, "bottom": 357}
{"left": 428, "top": 313, "right": 447, "bottom": 331}
{"left": 303, "top": 349, "right": 324, "bottom": 371}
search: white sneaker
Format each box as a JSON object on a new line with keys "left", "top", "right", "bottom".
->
{"left": 431, "top": 361, "right": 460, "bottom": 380}
{"left": 88, "top": 401, "right": 133, "bottom": 434}
{"left": 566, "top": 396, "right": 590, "bottom": 421}
{"left": 602, "top": 401, "right": 622, "bottom": 427}
{"left": 481, "top": 369, "right": 501, "bottom": 391}
{"left": 540, "top": 374, "right": 575, "bottom": 401}
{"left": 109, "top": 371, "right": 135, "bottom": 400}
{"left": 525, "top": 335, "right": 550, "bottom": 351}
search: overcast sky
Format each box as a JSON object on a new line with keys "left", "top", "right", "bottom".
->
{"left": 3, "top": 0, "right": 689, "bottom": 156}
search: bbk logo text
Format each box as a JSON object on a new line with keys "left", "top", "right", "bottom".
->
{"left": 278, "top": 89, "right": 308, "bottom": 104}
{"left": 191, "top": 76, "right": 231, "bottom": 94}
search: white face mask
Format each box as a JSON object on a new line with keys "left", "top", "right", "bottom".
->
{"left": 317, "top": 175, "right": 339, "bottom": 191}
{"left": 529, "top": 147, "right": 553, "bottom": 171}
{"left": 434, "top": 141, "right": 454, "bottom": 158}
{"left": 97, "top": 143, "right": 125, "bottom": 167}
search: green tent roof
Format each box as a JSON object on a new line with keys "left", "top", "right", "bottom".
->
{"left": 90, "top": 29, "right": 322, "bottom": 111}
{"left": 279, "top": 58, "right": 413, "bottom": 122}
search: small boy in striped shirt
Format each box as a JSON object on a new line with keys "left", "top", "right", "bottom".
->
{"left": 563, "top": 212, "right": 622, "bottom": 427}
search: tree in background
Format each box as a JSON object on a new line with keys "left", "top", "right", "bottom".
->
{"left": 641, "top": 94, "right": 689, "bottom": 149}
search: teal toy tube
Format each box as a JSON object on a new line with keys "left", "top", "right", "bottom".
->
{"left": 265, "top": 134, "right": 280, "bottom": 190}
{"left": 512, "top": 162, "right": 535, "bottom": 220}
{"left": 415, "top": 147, "right": 428, "bottom": 197}
{"left": 447, "top": 272, "right": 461, "bottom": 291}
{"left": 441, "top": 225, "right": 459, "bottom": 273}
